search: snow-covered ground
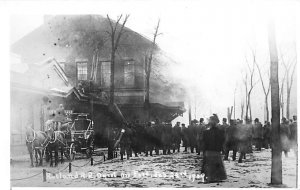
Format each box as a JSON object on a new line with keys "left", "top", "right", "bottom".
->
{"left": 11, "top": 147, "right": 297, "bottom": 187}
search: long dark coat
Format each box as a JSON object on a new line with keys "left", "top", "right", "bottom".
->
{"left": 202, "top": 126, "right": 227, "bottom": 182}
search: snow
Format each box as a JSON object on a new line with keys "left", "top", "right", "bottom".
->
{"left": 10, "top": 148, "right": 297, "bottom": 187}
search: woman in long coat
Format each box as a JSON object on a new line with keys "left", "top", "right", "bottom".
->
{"left": 202, "top": 114, "right": 227, "bottom": 183}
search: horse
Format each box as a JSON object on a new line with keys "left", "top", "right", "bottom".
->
{"left": 25, "top": 125, "right": 49, "bottom": 167}
{"left": 45, "top": 121, "right": 68, "bottom": 167}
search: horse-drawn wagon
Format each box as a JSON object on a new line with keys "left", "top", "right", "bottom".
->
{"left": 66, "top": 113, "right": 95, "bottom": 160}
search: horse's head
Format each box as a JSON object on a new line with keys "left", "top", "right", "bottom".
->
{"left": 25, "top": 124, "right": 34, "bottom": 138}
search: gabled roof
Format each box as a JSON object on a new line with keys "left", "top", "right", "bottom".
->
{"left": 33, "top": 57, "right": 69, "bottom": 86}
{"left": 10, "top": 57, "right": 86, "bottom": 100}
{"left": 11, "top": 15, "right": 187, "bottom": 106}
{"left": 11, "top": 15, "right": 155, "bottom": 64}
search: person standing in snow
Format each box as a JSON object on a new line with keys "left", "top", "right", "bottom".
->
{"left": 201, "top": 114, "right": 227, "bottom": 183}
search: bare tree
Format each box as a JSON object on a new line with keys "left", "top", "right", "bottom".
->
{"left": 144, "top": 19, "right": 161, "bottom": 120}
{"left": 241, "top": 99, "right": 245, "bottom": 120}
{"left": 242, "top": 73, "right": 248, "bottom": 121}
{"left": 279, "top": 70, "right": 287, "bottom": 119}
{"left": 281, "top": 52, "right": 297, "bottom": 120}
{"left": 107, "top": 14, "right": 130, "bottom": 105}
{"left": 233, "top": 85, "right": 237, "bottom": 119}
{"left": 106, "top": 14, "right": 129, "bottom": 160}
{"left": 268, "top": 20, "right": 282, "bottom": 185}
{"left": 243, "top": 54, "right": 257, "bottom": 122}
{"left": 255, "top": 61, "right": 271, "bottom": 121}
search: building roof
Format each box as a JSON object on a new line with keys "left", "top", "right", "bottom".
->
{"left": 10, "top": 57, "right": 85, "bottom": 100}
{"left": 11, "top": 15, "right": 187, "bottom": 114}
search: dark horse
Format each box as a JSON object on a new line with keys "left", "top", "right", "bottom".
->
{"left": 45, "top": 120, "right": 68, "bottom": 167}
{"left": 25, "top": 125, "right": 49, "bottom": 167}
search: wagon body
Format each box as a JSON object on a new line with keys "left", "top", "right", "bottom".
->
{"left": 66, "top": 114, "right": 95, "bottom": 160}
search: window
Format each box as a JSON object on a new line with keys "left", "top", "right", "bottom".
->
{"left": 101, "top": 61, "right": 111, "bottom": 87}
{"left": 77, "top": 62, "right": 87, "bottom": 80}
{"left": 124, "top": 60, "right": 135, "bottom": 87}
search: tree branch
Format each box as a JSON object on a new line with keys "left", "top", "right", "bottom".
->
{"left": 114, "top": 14, "right": 130, "bottom": 51}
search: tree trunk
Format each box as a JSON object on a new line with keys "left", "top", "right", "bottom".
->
{"left": 249, "top": 96, "right": 252, "bottom": 121}
{"left": 265, "top": 97, "right": 269, "bottom": 122}
{"left": 234, "top": 94, "right": 236, "bottom": 119}
{"left": 286, "top": 88, "right": 291, "bottom": 120}
{"left": 108, "top": 50, "right": 115, "bottom": 160}
{"left": 281, "top": 102, "right": 284, "bottom": 119}
{"left": 144, "top": 72, "right": 151, "bottom": 120}
{"left": 241, "top": 102, "right": 244, "bottom": 121}
{"left": 109, "top": 52, "right": 115, "bottom": 105}
{"left": 268, "top": 20, "right": 282, "bottom": 185}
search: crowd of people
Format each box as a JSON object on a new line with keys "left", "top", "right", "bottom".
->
{"left": 115, "top": 114, "right": 297, "bottom": 182}
{"left": 117, "top": 115, "right": 297, "bottom": 159}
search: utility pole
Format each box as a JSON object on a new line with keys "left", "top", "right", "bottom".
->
{"left": 268, "top": 20, "right": 282, "bottom": 185}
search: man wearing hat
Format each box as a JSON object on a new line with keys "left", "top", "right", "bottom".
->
{"left": 224, "top": 119, "right": 238, "bottom": 161}
{"left": 253, "top": 118, "right": 263, "bottom": 151}
{"left": 181, "top": 123, "right": 189, "bottom": 152}
{"left": 289, "top": 115, "right": 297, "bottom": 154}
{"left": 201, "top": 114, "right": 227, "bottom": 183}
{"left": 280, "top": 117, "right": 291, "bottom": 157}
{"left": 172, "top": 122, "right": 182, "bottom": 153}
{"left": 196, "top": 118, "right": 205, "bottom": 156}
{"left": 188, "top": 119, "right": 198, "bottom": 153}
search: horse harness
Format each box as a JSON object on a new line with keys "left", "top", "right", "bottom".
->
{"left": 26, "top": 128, "right": 50, "bottom": 152}
{"left": 48, "top": 130, "right": 66, "bottom": 146}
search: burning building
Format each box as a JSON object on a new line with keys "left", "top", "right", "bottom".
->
{"left": 11, "top": 15, "right": 186, "bottom": 148}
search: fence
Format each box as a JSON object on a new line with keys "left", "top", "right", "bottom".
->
{"left": 11, "top": 153, "right": 108, "bottom": 182}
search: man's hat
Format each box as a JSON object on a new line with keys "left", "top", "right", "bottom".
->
{"left": 210, "top": 114, "right": 220, "bottom": 124}
{"left": 191, "top": 119, "right": 198, "bottom": 124}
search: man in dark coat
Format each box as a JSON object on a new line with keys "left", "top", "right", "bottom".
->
{"left": 218, "top": 118, "right": 229, "bottom": 154}
{"left": 172, "top": 122, "right": 182, "bottom": 153}
{"left": 236, "top": 119, "right": 252, "bottom": 163}
{"left": 153, "top": 119, "right": 162, "bottom": 155}
{"left": 132, "top": 122, "right": 148, "bottom": 157}
{"left": 145, "top": 122, "right": 155, "bottom": 156}
{"left": 120, "top": 124, "right": 134, "bottom": 160}
{"left": 161, "top": 122, "right": 172, "bottom": 154}
{"left": 188, "top": 120, "right": 198, "bottom": 153}
{"left": 280, "top": 118, "right": 291, "bottom": 157}
{"left": 263, "top": 121, "right": 271, "bottom": 149}
{"left": 181, "top": 123, "right": 189, "bottom": 152}
{"left": 289, "top": 115, "right": 297, "bottom": 154}
{"left": 202, "top": 114, "right": 227, "bottom": 183}
{"left": 253, "top": 118, "right": 263, "bottom": 151}
{"left": 224, "top": 119, "right": 238, "bottom": 161}
{"left": 196, "top": 118, "right": 205, "bottom": 155}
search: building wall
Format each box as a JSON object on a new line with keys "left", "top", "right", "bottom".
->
{"left": 10, "top": 89, "right": 44, "bottom": 146}
{"left": 10, "top": 86, "right": 73, "bottom": 156}
{"left": 63, "top": 57, "right": 146, "bottom": 104}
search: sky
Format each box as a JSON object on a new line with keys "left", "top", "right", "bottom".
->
{"left": 6, "top": 0, "right": 299, "bottom": 125}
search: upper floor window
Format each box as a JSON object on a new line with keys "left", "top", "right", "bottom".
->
{"left": 77, "top": 62, "right": 87, "bottom": 80}
{"left": 124, "top": 60, "right": 135, "bottom": 87}
{"left": 101, "top": 61, "right": 111, "bottom": 87}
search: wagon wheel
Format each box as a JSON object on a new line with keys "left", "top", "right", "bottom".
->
{"left": 69, "top": 143, "right": 76, "bottom": 161}
{"left": 86, "top": 138, "right": 94, "bottom": 158}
